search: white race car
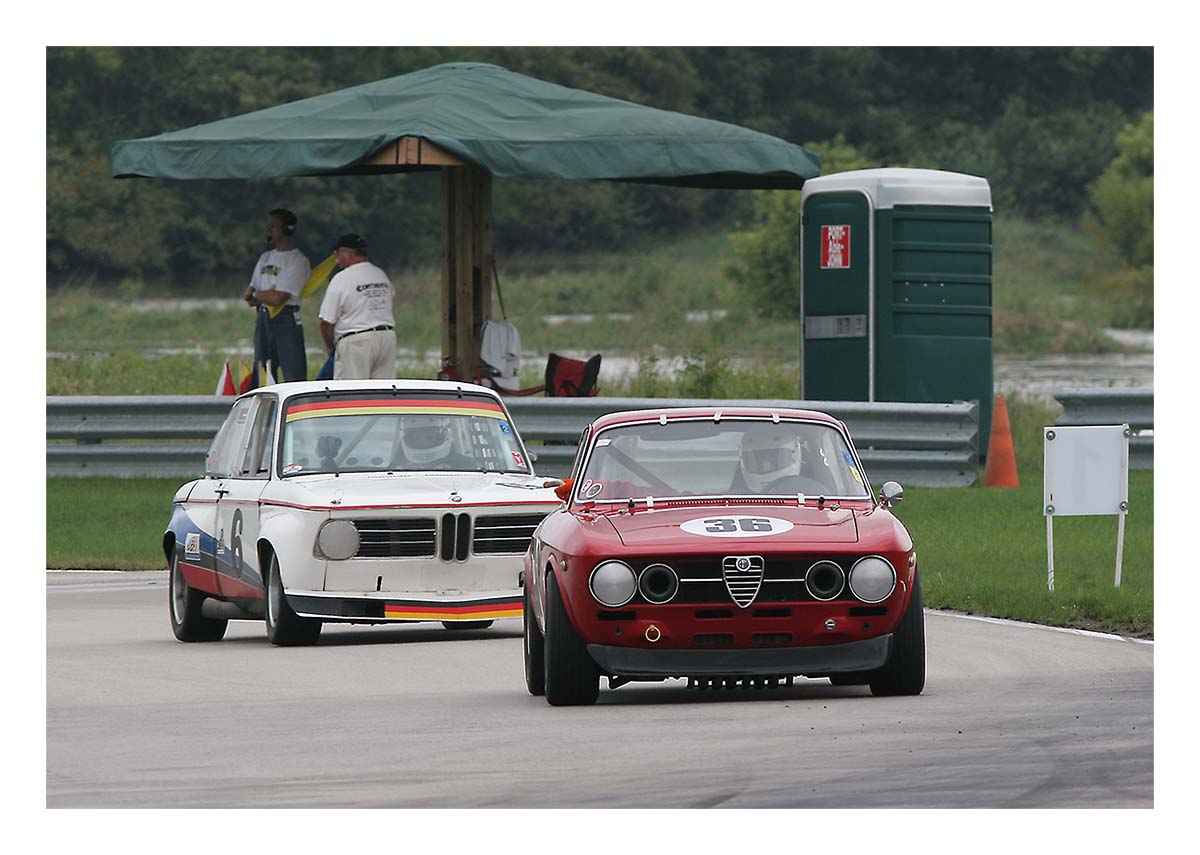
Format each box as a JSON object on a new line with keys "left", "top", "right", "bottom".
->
{"left": 165, "top": 380, "right": 561, "bottom": 645}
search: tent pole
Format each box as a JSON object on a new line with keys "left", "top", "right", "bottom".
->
{"left": 440, "top": 170, "right": 455, "bottom": 377}
{"left": 441, "top": 165, "right": 492, "bottom": 383}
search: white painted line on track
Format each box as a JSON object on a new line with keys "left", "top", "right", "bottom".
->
{"left": 929, "top": 608, "right": 1153, "bottom": 646}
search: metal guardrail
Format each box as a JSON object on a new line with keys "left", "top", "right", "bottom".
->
{"left": 1054, "top": 387, "right": 1153, "bottom": 470}
{"left": 47, "top": 395, "right": 980, "bottom": 486}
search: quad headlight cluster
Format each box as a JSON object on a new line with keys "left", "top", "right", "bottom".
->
{"left": 589, "top": 560, "right": 682, "bottom": 607}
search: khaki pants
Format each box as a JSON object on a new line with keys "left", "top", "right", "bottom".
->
{"left": 334, "top": 330, "right": 397, "bottom": 379}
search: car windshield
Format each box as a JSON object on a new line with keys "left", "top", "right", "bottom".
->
{"left": 577, "top": 418, "right": 870, "bottom": 501}
{"left": 279, "top": 391, "right": 530, "bottom": 476}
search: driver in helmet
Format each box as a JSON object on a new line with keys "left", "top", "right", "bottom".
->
{"left": 735, "top": 424, "right": 803, "bottom": 493}
{"left": 398, "top": 415, "right": 475, "bottom": 470}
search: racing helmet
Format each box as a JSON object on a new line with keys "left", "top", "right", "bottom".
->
{"left": 738, "top": 424, "right": 802, "bottom": 492}
{"left": 399, "top": 415, "right": 453, "bottom": 465}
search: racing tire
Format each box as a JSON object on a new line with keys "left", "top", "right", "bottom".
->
{"left": 265, "top": 553, "right": 322, "bottom": 647}
{"left": 523, "top": 582, "right": 545, "bottom": 696}
{"left": 869, "top": 569, "right": 926, "bottom": 697}
{"left": 169, "top": 553, "right": 227, "bottom": 642}
{"left": 543, "top": 571, "right": 599, "bottom": 706}
{"left": 441, "top": 620, "right": 494, "bottom": 630}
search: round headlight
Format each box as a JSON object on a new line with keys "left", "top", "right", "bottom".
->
{"left": 589, "top": 560, "right": 637, "bottom": 607}
{"left": 317, "top": 520, "right": 360, "bottom": 560}
{"left": 849, "top": 556, "right": 897, "bottom": 603}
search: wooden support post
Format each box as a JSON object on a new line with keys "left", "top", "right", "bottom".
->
{"left": 440, "top": 164, "right": 493, "bottom": 382}
{"left": 440, "top": 170, "right": 455, "bottom": 376}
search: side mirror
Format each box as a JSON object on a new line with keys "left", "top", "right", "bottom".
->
{"left": 879, "top": 481, "right": 904, "bottom": 508}
{"left": 554, "top": 477, "right": 575, "bottom": 502}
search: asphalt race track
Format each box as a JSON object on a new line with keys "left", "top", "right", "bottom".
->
{"left": 46, "top": 571, "right": 1153, "bottom": 808}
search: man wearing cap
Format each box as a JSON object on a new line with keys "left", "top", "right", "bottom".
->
{"left": 242, "top": 207, "right": 311, "bottom": 382}
{"left": 318, "top": 234, "right": 397, "bottom": 380}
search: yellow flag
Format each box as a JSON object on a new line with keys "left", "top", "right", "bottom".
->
{"left": 267, "top": 254, "right": 338, "bottom": 318}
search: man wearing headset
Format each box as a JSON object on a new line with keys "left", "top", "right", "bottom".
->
{"left": 242, "top": 207, "right": 311, "bottom": 382}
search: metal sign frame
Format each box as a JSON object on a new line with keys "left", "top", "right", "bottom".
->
{"left": 1042, "top": 424, "right": 1131, "bottom": 591}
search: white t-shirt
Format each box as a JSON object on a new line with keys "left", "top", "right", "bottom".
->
{"left": 249, "top": 248, "right": 310, "bottom": 307}
{"left": 318, "top": 261, "right": 396, "bottom": 338}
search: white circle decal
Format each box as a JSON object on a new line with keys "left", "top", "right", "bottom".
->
{"left": 680, "top": 515, "right": 795, "bottom": 538}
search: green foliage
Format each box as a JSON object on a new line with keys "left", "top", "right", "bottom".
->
{"left": 46, "top": 47, "right": 1152, "bottom": 285}
{"left": 1089, "top": 113, "right": 1154, "bottom": 267}
{"left": 725, "top": 135, "right": 874, "bottom": 318}
{"left": 1082, "top": 112, "right": 1153, "bottom": 329}
{"left": 1092, "top": 266, "right": 1154, "bottom": 329}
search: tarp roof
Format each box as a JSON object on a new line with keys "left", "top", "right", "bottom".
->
{"left": 112, "top": 62, "right": 821, "bottom": 189}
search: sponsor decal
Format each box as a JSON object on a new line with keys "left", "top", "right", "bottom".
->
{"left": 498, "top": 421, "right": 512, "bottom": 435}
{"left": 583, "top": 482, "right": 604, "bottom": 499}
{"left": 821, "top": 224, "right": 851, "bottom": 269}
{"left": 680, "top": 515, "right": 795, "bottom": 538}
{"left": 185, "top": 532, "right": 201, "bottom": 558}
{"left": 286, "top": 398, "right": 507, "bottom": 423}
{"left": 595, "top": 438, "right": 612, "bottom": 447}
{"left": 842, "top": 450, "right": 864, "bottom": 485}
{"left": 283, "top": 462, "right": 304, "bottom": 475}
{"left": 511, "top": 451, "right": 526, "bottom": 468}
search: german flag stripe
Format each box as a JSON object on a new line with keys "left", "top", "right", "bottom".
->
{"left": 286, "top": 403, "right": 506, "bottom": 425}
{"left": 383, "top": 599, "right": 522, "bottom": 620}
{"left": 288, "top": 398, "right": 504, "bottom": 415}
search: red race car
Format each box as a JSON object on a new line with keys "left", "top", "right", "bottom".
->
{"left": 522, "top": 406, "right": 925, "bottom": 705}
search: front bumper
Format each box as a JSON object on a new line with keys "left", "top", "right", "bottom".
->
{"left": 287, "top": 590, "right": 522, "bottom": 623}
{"left": 586, "top": 634, "right": 891, "bottom": 678}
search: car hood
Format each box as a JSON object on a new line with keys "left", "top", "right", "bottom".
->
{"left": 602, "top": 504, "right": 860, "bottom": 548}
{"left": 267, "top": 471, "right": 561, "bottom": 510}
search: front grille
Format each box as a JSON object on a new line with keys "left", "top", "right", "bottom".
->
{"left": 638, "top": 557, "right": 859, "bottom": 605}
{"left": 440, "top": 513, "right": 472, "bottom": 562}
{"left": 352, "top": 518, "right": 437, "bottom": 558}
{"left": 473, "top": 513, "right": 545, "bottom": 555}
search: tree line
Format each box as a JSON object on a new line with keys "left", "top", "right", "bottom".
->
{"left": 46, "top": 46, "right": 1152, "bottom": 284}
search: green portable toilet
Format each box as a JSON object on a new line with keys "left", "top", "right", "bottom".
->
{"left": 799, "top": 168, "right": 994, "bottom": 448}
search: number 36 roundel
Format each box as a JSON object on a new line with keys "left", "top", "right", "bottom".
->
{"left": 680, "top": 516, "right": 795, "bottom": 538}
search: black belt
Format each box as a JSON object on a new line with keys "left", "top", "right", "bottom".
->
{"left": 260, "top": 304, "right": 299, "bottom": 312}
{"left": 337, "top": 324, "right": 394, "bottom": 343}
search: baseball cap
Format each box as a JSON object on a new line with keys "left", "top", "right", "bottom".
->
{"left": 332, "top": 233, "right": 368, "bottom": 251}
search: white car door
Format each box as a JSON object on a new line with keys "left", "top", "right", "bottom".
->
{"left": 181, "top": 396, "right": 257, "bottom": 593}
{"left": 214, "top": 393, "right": 277, "bottom": 599}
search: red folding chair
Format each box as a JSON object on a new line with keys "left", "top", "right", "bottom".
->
{"left": 544, "top": 352, "right": 601, "bottom": 397}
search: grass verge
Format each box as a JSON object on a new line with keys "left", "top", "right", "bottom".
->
{"left": 46, "top": 471, "right": 1153, "bottom": 637}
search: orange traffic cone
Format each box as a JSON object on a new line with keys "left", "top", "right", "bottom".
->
{"left": 983, "top": 393, "right": 1020, "bottom": 487}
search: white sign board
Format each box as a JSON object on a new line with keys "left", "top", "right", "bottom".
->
{"left": 1042, "top": 425, "right": 1130, "bottom": 590}
{"left": 1043, "top": 425, "right": 1129, "bottom": 517}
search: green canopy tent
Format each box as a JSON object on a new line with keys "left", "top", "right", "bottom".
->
{"left": 113, "top": 62, "right": 822, "bottom": 379}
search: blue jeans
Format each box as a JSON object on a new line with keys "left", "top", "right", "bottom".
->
{"left": 253, "top": 306, "right": 307, "bottom": 382}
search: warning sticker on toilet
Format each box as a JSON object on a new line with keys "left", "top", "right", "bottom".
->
{"left": 821, "top": 225, "right": 851, "bottom": 269}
